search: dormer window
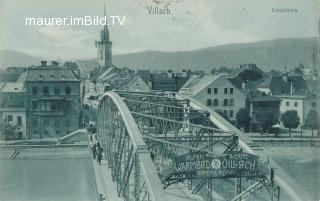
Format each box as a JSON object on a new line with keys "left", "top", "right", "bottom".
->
{"left": 66, "top": 86, "right": 71, "bottom": 95}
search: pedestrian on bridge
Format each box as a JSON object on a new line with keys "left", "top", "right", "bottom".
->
{"left": 96, "top": 143, "right": 103, "bottom": 165}
{"left": 91, "top": 143, "right": 97, "bottom": 159}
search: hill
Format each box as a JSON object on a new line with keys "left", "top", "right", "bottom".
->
{"left": 0, "top": 49, "right": 43, "bottom": 69}
{"left": 112, "top": 37, "right": 318, "bottom": 72}
{"left": 0, "top": 37, "right": 317, "bottom": 72}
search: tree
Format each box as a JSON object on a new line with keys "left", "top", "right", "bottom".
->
{"left": 304, "top": 110, "right": 319, "bottom": 137}
{"left": 236, "top": 108, "right": 250, "bottom": 132}
{"left": 281, "top": 110, "right": 300, "bottom": 136}
{"left": 294, "top": 67, "right": 303, "bottom": 75}
{"left": 259, "top": 111, "right": 280, "bottom": 133}
{"left": 0, "top": 122, "right": 16, "bottom": 140}
{"left": 210, "top": 68, "right": 218, "bottom": 75}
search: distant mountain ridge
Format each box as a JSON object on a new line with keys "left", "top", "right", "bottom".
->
{"left": 0, "top": 37, "right": 318, "bottom": 72}
{"left": 112, "top": 37, "right": 318, "bottom": 72}
{"left": 0, "top": 49, "right": 44, "bottom": 69}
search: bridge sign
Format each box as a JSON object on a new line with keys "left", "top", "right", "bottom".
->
{"left": 160, "top": 151, "right": 266, "bottom": 181}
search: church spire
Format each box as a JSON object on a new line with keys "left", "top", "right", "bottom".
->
{"left": 101, "top": 2, "right": 109, "bottom": 41}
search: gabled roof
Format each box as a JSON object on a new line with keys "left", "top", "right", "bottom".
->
{"left": 0, "top": 83, "right": 25, "bottom": 93}
{"left": 258, "top": 75, "right": 309, "bottom": 95}
{"left": 97, "top": 66, "right": 118, "bottom": 81}
{"left": 180, "top": 74, "right": 221, "bottom": 95}
{"left": 0, "top": 73, "right": 21, "bottom": 82}
{"left": 26, "top": 66, "right": 79, "bottom": 82}
{"left": 136, "top": 70, "right": 151, "bottom": 84}
{"left": 63, "top": 62, "right": 79, "bottom": 70}
{"left": 229, "top": 64, "right": 267, "bottom": 79}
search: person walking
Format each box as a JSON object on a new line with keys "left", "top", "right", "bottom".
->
{"left": 96, "top": 143, "right": 103, "bottom": 165}
{"left": 91, "top": 143, "right": 97, "bottom": 159}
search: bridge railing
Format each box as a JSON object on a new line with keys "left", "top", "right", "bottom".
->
{"left": 97, "top": 91, "right": 168, "bottom": 201}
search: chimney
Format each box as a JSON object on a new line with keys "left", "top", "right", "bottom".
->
{"left": 290, "top": 83, "right": 295, "bottom": 94}
{"left": 168, "top": 70, "right": 173, "bottom": 78}
{"left": 182, "top": 69, "right": 187, "bottom": 77}
{"left": 41, "top": 61, "right": 47, "bottom": 67}
{"left": 283, "top": 73, "right": 288, "bottom": 82}
{"left": 241, "top": 81, "right": 246, "bottom": 90}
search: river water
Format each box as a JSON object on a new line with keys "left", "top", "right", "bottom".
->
{"left": 0, "top": 148, "right": 96, "bottom": 201}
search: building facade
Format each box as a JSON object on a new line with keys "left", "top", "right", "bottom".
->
{"left": 257, "top": 74, "right": 318, "bottom": 124}
{"left": 25, "top": 61, "right": 81, "bottom": 139}
{"left": 0, "top": 83, "right": 27, "bottom": 139}
{"left": 180, "top": 75, "right": 246, "bottom": 122}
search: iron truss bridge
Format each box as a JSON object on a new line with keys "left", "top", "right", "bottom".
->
{"left": 96, "top": 91, "right": 309, "bottom": 201}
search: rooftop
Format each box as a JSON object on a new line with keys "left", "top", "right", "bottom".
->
{"left": 0, "top": 82, "right": 25, "bottom": 93}
{"left": 26, "top": 63, "right": 79, "bottom": 82}
{"left": 180, "top": 74, "right": 221, "bottom": 95}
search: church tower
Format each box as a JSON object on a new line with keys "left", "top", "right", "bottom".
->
{"left": 95, "top": 5, "right": 112, "bottom": 71}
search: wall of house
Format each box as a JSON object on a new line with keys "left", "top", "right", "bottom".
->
{"left": 193, "top": 77, "right": 246, "bottom": 121}
{"left": 303, "top": 98, "right": 318, "bottom": 123}
{"left": 26, "top": 81, "right": 80, "bottom": 139}
{"left": 278, "top": 97, "right": 304, "bottom": 124}
{"left": 1, "top": 110, "right": 27, "bottom": 139}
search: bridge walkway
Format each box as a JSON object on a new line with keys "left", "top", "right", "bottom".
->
{"left": 89, "top": 143, "right": 204, "bottom": 201}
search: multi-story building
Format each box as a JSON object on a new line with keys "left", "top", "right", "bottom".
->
{"left": 25, "top": 61, "right": 81, "bottom": 139}
{"left": 179, "top": 74, "right": 246, "bottom": 123}
{"left": 0, "top": 82, "right": 26, "bottom": 140}
{"left": 257, "top": 74, "right": 318, "bottom": 124}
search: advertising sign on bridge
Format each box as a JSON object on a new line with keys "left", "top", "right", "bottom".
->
{"left": 161, "top": 151, "right": 267, "bottom": 181}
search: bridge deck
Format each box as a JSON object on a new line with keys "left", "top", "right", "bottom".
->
{"left": 90, "top": 150, "right": 203, "bottom": 201}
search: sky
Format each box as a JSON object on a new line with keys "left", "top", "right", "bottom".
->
{"left": 0, "top": 0, "right": 319, "bottom": 60}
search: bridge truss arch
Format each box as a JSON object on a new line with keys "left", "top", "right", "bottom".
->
{"left": 96, "top": 91, "right": 306, "bottom": 201}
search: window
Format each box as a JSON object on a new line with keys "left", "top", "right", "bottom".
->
{"left": 54, "top": 86, "right": 60, "bottom": 95}
{"left": 52, "top": 102, "right": 57, "bottom": 111}
{"left": 32, "top": 101, "right": 38, "bottom": 110}
{"left": 213, "top": 99, "right": 219, "bottom": 106}
{"left": 17, "top": 116, "right": 22, "bottom": 126}
{"left": 66, "top": 86, "right": 71, "bottom": 95}
{"left": 229, "top": 110, "right": 234, "bottom": 118}
{"left": 207, "top": 88, "right": 211, "bottom": 94}
{"left": 40, "top": 102, "right": 46, "bottom": 111}
{"left": 66, "top": 119, "right": 71, "bottom": 128}
{"left": 223, "top": 110, "right": 228, "bottom": 117}
{"left": 224, "top": 88, "right": 228, "bottom": 94}
{"left": 46, "top": 102, "right": 51, "bottom": 111}
{"left": 56, "top": 130, "right": 61, "bottom": 134}
{"left": 286, "top": 102, "right": 289, "bottom": 106}
{"left": 207, "top": 99, "right": 212, "bottom": 106}
{"left": 311, "top": 102, "right": 316, "bottom": 107}
{"left": 43, "top": 86, "right": 49, "bottom": 95}
{"left": 223, "top": 99, "right": 228, "bottom": 106}
{"left": 32, "top": 86, "right": 37, "bottom": 95}
{"left": 57, "top": 102, "right": 62, "bottom": 111}
{"left": 65, "top": 102, "right": 71, "bottom": 112}
{"left": 294, "top": 102, "right": 298, "bottom": 107}
{"left": 32, "top": 119, "right": 38, "bottom": 128}
{"left": 229, "top": 99, "right": 234, "bottom": 106}
{"left": 230, "top": 88, "right": 234, "bottom": 94}
{"left": 214, "top": 88, "right": 218, "bottom": 94}
{"left": 7, "top": 115, "right": 13, "bottom": 122}
{"left": 55, "top": 119, "right": 60, "bottom": 127}
{"left": 44, "top": 119, "right": 49, "bottom": 127}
